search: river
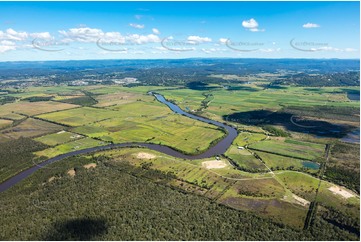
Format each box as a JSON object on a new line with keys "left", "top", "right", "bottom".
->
{"left": 0, "top": 93, "right": 238, "bottom": 192}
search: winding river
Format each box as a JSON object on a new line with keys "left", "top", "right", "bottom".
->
{"left": 0, "top": 93, "right": 238, "bottom": 193}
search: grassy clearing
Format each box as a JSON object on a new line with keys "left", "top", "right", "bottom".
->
{"left": 0, "top": 112, "right": 26, "bottom": 120}
{"left": 37, "top": 107, "right": 118, "bottom": 126}
{"left": 232, "top": 132, "right": 267, "bottom": 147}
{"left": 0, "top": 119, "right": 12, "bottom": 129}
{"left": 94, "top": 91, "right": 144, "bottom": 107}
{"left": 34, "top": 137, "right": 108, "bottom": 158}
{"left": 0, "top": 118, "right": 64, "bottom": 140}
{"left": 256, "top": 151, "right": 320, "bottom": 173}
{"left": 225, "top": 146, "right": 267, "bottom": 171}
{"left": 34, "top": 131, "right": 84, "bottom": 146}
{"left": 224, "top": 132, "right": 268, "bottom": 172}
{"left": 248, "top": 138, "right": 325, "bottom": 160}
{"left": 0, "top": 101, "right": 78, "bottom": 117}
{"left": 275, "top": 171, "right": 359, "bottom": 219}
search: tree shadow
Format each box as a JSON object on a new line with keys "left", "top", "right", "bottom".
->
{"left": 43, "top": 217, "right": 108, "bottom": 241}
{"left": 186, "top": 81, "right": 218, "bottom": 91}
{"left": 225, "top": 86, "right": 258, "bottom": 92}
{"left": 224, "top": 110, "right": 353, "bottom": 138}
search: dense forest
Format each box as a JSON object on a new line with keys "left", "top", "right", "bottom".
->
{"left": 0, "top": 138, "right": 49, "bottom": 183}
{"left": 272, "top": 72, "right": 360, "bottom": 87}
{"left": 327, "top": 142, "right": 360, "bottom": 193}
{"left": 0, "top": 155, "right": 358, "bottom": 240}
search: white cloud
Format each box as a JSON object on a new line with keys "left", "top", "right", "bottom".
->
{"left": 152, "top": 28, "right": 160, "bottom": 35}
{"left": 302, "top": 23, "right": 320, "bottom": 28}
{"left": 0, "top": 39, "right": 16, "bottom": 53}
{"left": 242, "top": 18, "right": 265, "bottom": 32}
{"left": 242, "top": 18, "right": 259, "bottom": 29}
{"left": 0, "top": 28, "right": 28, "bottom": 41}
{"left": 129, "top": 23, "right": 145, "bottom": 29}
{"left": 59, "top": 27, "right": 104, "bottom": 42}
{"left": 219, "top": 38, "right": 228, "bottom": 44}
{"left": 344, "top": 48, "right": 358, "bottom": 52}
{"left": 125, "top": 34, "right": 160, "bottom": 44}
{"left": 30, "top": 32, "right": 53, "bottom": 40}
{"left": 187, "top": 35, "right": 212, "bottom": 44}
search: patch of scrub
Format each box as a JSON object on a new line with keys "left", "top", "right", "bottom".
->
{"left": 202, "top": 159, "right": 228, "bottom": 169}
{"left": 136, "top": 152, "right": 156, "bottom": 160}
{"left": 84, "top": 163, "right": 97, "bottom": 169}
{"left": 67, "top": 169, "right": 76, "bottom": 177}
{"left": 328, "top": 186, "right": 355, "bottom": 199}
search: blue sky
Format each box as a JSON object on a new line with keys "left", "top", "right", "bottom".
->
{"left": 0, "top": 1, "right": 359, "bottom": 61}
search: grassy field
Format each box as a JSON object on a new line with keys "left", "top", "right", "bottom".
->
{"left": 275, "top": 171, "right": 359, "bottom": 218}
{"left": 256, "top": 151, "right": 320, "bottom": 173}
{"left": 248, "top": 138, "right": 325, "bottom": 160}
{"left": 0, "top": 101, "right": 78, "bottom": 117}
{"left": 225, "top": 146, "right": 267, "bottom": 171}
{"left": 34, "top": 137, "right": 108, "bottom": 158}
{"left": 36, "top": 107, "right": 118, "bottom": 126}
{"left": 50, "top": 98, "right": 226, "bottom": 154}
{"left": 0, "top": 118, "right": 64, "bottom": 141}
{"left": 94, "top": 91, "right": 144, "bottom": 107}
{"left": 0, "top": 119, "right": 12, "bottom": 129}
{"left": 34, "top": 131, "right": 84, "bottom": 146}
{"left": 0, "top": 112, "right": 26, "bottom": 120}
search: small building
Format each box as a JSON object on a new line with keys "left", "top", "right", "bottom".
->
{"left": 237, "top": 146, "right": 244, "bottom": 150}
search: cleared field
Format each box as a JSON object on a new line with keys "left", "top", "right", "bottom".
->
{"left": 37, "top": 107, "right": 118, "bottom": 126}
{"left": 94, "top": 91, "right": 146, "bottom": 107}
{"left": 225, "top": 146, "right": 267, "bottom": 171}
{"left": 0, "top": 113, "right": 25, "bottom": 120}
{"left": 34, "top": 137, "right": 108, "bottom": 158}
{"left": 34, "top": 131, "right": 84, "bottom": 146}
{"left": 0, "top": 101, "right": 78, "bottom": 117}
{"left": 66, "top": 100, "right": 226, "bottom": 154}
{"left": 256, "top": 151, "right": 320, "bottom": 173}
{"left": 219, "top": 192, "right": 308, "bottom": 229}
{"left": 0, "top": 118, "right": 64, "bottom": 140}
{"left": 232, "top": 132, "right": 267, "bottom": 147}
{"left": 0, "top": 119, "right": 12, "bottom": 129}
{"left": 158, "top": 86, "right": 359, "bottom": 129}
{"left": 275, "top": 171, "right": 359, "bottom": 218}
{"left": 248, "top": 138, "right": 325, "bottom": 160}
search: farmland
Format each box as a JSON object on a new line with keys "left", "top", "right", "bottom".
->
{"left": 0, "top": 70, "right": 359, "bottom": 240}
{"left": 248, "top": 138, "right": 325, "bottom": 160}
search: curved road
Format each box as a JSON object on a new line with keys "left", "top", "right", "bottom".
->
{"left": 0, "top": 93, "right": 238, "bottom": 193}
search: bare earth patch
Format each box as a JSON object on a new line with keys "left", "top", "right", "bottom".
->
{"left": 136, "top": 152, "right": 156, "bottom": 160}
{"left": 67, "top": 169, "right": 76, "bottom": 177}
{"left": 292, "top": 194, "right": 310, "bottom": 207}
{"left": 48, "top": 176, "right": 56, "bottom": 182}
{"left": 84, "top": 163, "right": 97, "bottom": 169}
{"left": 202, "top": 160, "right": 228, "bottom": 169}
{"left": 328, "top": 186, "right": 355, "bottom": 199}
